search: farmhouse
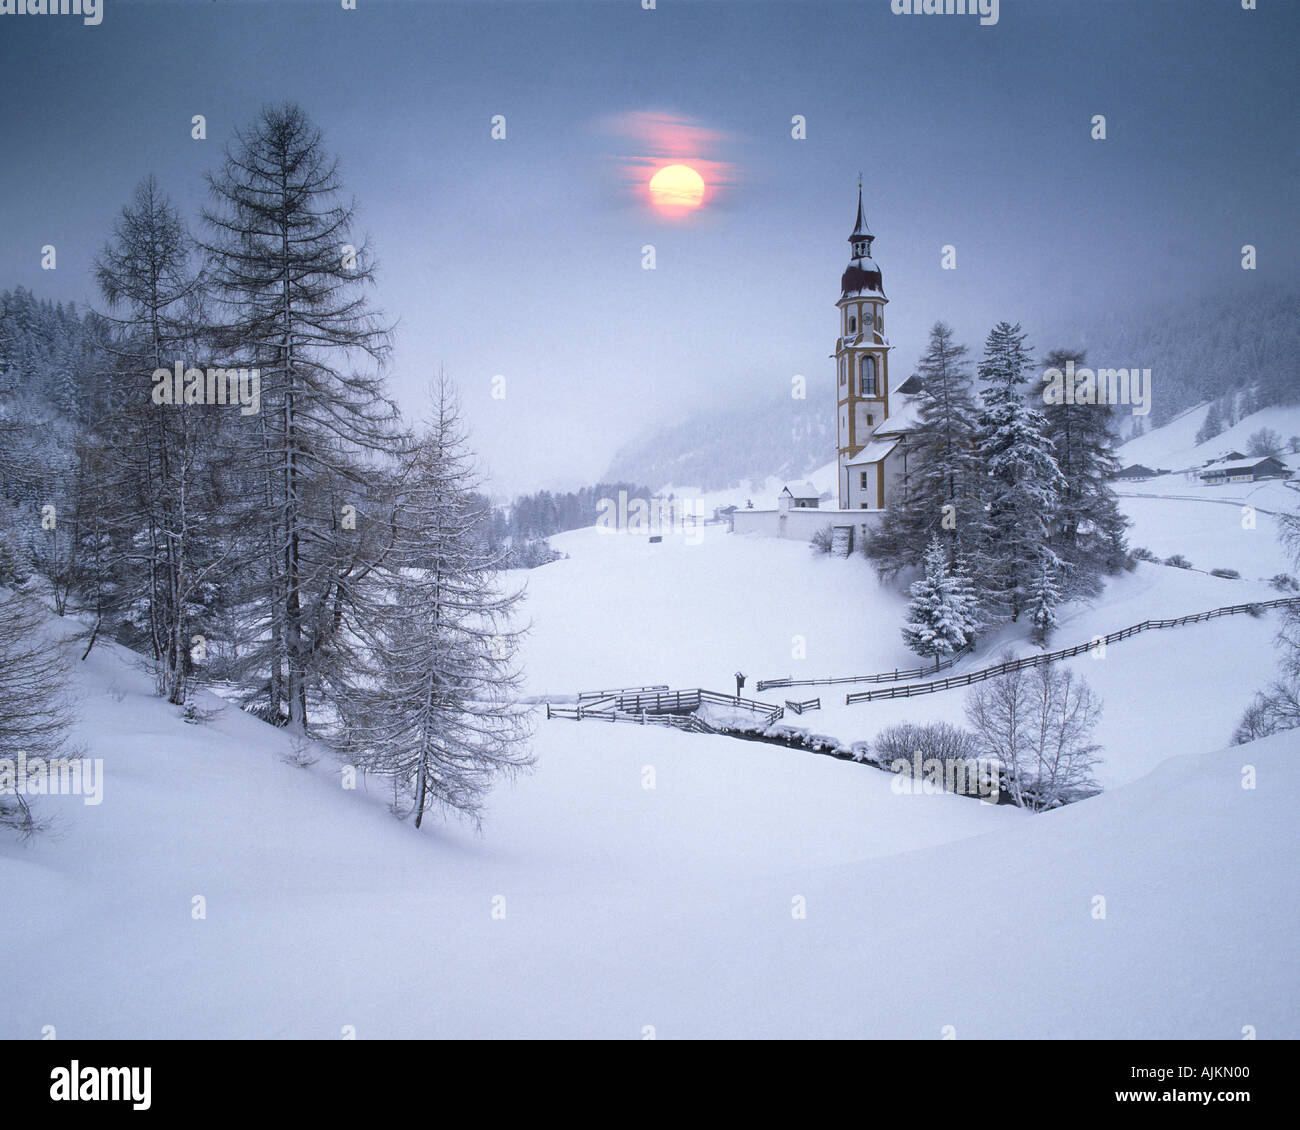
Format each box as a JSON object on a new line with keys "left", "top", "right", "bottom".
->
{"left": 1198, "top": 457, "right": 1291, "bottom": 485}
{"left": 1114, "top": 463, "right": 1163, "bottom": 481}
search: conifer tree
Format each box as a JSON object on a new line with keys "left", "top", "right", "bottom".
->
{"left": 343, "top": 375, "right": 533, "bottom": 827}
{"left": 93, "top": 175, "right": 221, "bottom": 704}
{"left": 974, "top": 322, "right": 1066, "bottom": 623}
{"left": 1039, "top": 348, "right": 1129, "bottom": 597}
{"left": 865, "top": 322, "right": 980, "bottom": 575}
{"left": 901, "top": 536, "right": 978, "bottom": 670}
{"left": 0, "top": 589, "right": 76, "bottom": 837}
{"left": 202, "top": 102, "right": 399, "bottom": 731}
{"left": 1028, "top": 557, "right": 1061, "bottom": 645}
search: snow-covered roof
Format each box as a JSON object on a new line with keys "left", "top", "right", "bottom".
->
{"left": 875, "top": 391, "right": 924, "bottom": 436}
{"left": 838, "top": 330, "right": 890, "bottom": 350}
{"left": 782, "top": 481, "right": 820, "bottom": 499}
{"left": 845, "top": 436, "right": 899, "bottom": 466}
{"left": 840, "top": 260, "right": 885, "bottom": 298}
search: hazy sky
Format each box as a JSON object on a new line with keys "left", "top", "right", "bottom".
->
{"left": 2, "top": 0, "right": 1296, "bottom": 495}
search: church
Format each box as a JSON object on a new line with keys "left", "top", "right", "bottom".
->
{"left": 832, "top": 182, "right": 922, "bottom": 511}
{"left": 731, "top": 185, "right": 921, "bottom": 547}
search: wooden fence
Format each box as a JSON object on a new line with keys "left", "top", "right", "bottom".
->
{"left": 757, "top": 644, "right": 972, "bottom": 691}
{"left": 547, "top": 687, "right": 784, "bottom": 727}
{"left": 577, "top": 684, "right": 668, "bottom": 702}
{"left": 845, "top": 597, "right": 1300, "bottom": 705}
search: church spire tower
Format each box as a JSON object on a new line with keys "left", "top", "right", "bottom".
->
{"left": 849, "top": 179, "right": 874, "bottom": 260}
{"left": 834, "top": 178, "right": 893, "bottom": 509}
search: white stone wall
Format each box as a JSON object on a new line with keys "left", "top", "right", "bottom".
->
{"left": 731, "top": 506, "right": 885, "bottom": 544}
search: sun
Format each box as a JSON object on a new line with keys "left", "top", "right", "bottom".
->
{"left": 648, "top": 164, "right": 706, "bottom": 214}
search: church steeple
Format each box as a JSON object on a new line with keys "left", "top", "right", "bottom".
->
{"left": 849, "top": 175, "right": 873, "bottom": 260}
{"left": 833, "top": 179, "right": 893, "bottom": 509}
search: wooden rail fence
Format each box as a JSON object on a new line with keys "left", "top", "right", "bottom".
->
{"left": 757, "top": 644, "right": 972, "bottom": 691}
{"left": 844, "top": 597, "right": 1300, "bottom": 705}
{"left": 547, "top": 687, "right": 784, "bottom": 728}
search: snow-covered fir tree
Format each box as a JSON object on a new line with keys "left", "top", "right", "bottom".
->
{"left": 1028, "top": 556, "right": 1061, "bottom": 645}
{"left": 866, "top": 322, "right": 981, "bottom": 575}
{"left": 1039, "top": 348, "right": 1129, "bottom": 597}
{"left": 974, "top": 321, "right": 1066, "bottom": 623}
{"left": 901, "top": 535, "right": 979, "bottom": 670}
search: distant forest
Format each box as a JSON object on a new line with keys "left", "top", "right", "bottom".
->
{"left": 485, "top": 481, "right": 653, "bottom": 567}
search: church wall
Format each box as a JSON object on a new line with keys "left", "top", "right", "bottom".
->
{"left": 732, "top": 506, "right": 886, "bottom": 544}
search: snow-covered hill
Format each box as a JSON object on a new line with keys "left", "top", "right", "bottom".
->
{"left": 5, "top": 396, "right": 1299, "bottom": 1038}
{"left": 1119, "top": 401, "right": 1300, "bottom": 473}
{"left": 2, "top": 593, "right": 1296, "bottom": 1038}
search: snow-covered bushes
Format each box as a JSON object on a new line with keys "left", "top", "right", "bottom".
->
{"left": 871, "top": 721, "right": 978, "bottom": 770}
{"left": 809, "top": 526, "right": 833, "bottom": 556}
{"left": 509, "top": 536, "right": 564, "bottom": 569}
{"left": 1164, "top": 554, "right": 1193, "bottom": 570}
{"left": 1131, "top": 546, "right": 1159, "bottom": 564}
{"left": 1232, "top": 681, "right": 1300, "bottom": 745}
{"left": 1210, "top": 567, "right": 1241, "bottom": 580}
{"left": 1269, "top": 573, "right": 1298, "bottom": 592}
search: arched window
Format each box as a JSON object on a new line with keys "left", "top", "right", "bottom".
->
{"left": 847, "top": 314, "right": 857, "bottom": 334}
{"left": 861, "top": 355, "right": 877, "bottom": 396}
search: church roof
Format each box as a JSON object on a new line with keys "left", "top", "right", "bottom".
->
{"left": 875, "top": 391, "right": 924, "bottom": 436}
{"left": 850, "top": 184, "right": 872, "bottom": 242}
{"left": 845, "top": 436, "right": 900, "bottom": 466}
{"left": 782, "top": 481, "right": 821, "bottom": 500}
{"left": 841, "top": 261, "right": 885, "bottom": 298}
{"left": 841, "top": 183, "right": 885, "bottom": 297}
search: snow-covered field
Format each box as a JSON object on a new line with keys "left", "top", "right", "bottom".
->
{"left": 4, "top": 406, "right": 1299, "bottom": 1039}
{"left": 1, "top": 601, "right": 1296, "bottom": 1038}
{"left": 522, "top": 511, "right": 1289, "bottom": 788}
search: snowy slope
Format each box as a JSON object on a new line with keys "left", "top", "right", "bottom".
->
{"left": 1119, "top": 401, "right": 1300, "bottom": 472}
{"left": 2, "top": 601, "right": 1296, "bottom": 1038}
{"left": 518, "top": 518, "right": 1289, "bottom": 787}
{"left": 5, "top": 401, "right": 1298, "bottom": 1038}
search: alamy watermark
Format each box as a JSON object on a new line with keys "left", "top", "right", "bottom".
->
{"left": 1042, "top": 360, "right": 1151, "bottom": 416}
{"left": 596, "top": 489, "right": 707, "bottom": 546}
{"left": 0, "top": 0, "right": 102, "bottom": 25}
{"left": 889, "top": 752, "right": 1001, "bottom": 803}
{"left": 152, "top": 361, "right": 260, "bottom": 416}
{"left": 891, "top": 0, "right": 999, "bottom": 27}
{"left": 0, "top": 753, "right": 103, "bottom": 806}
